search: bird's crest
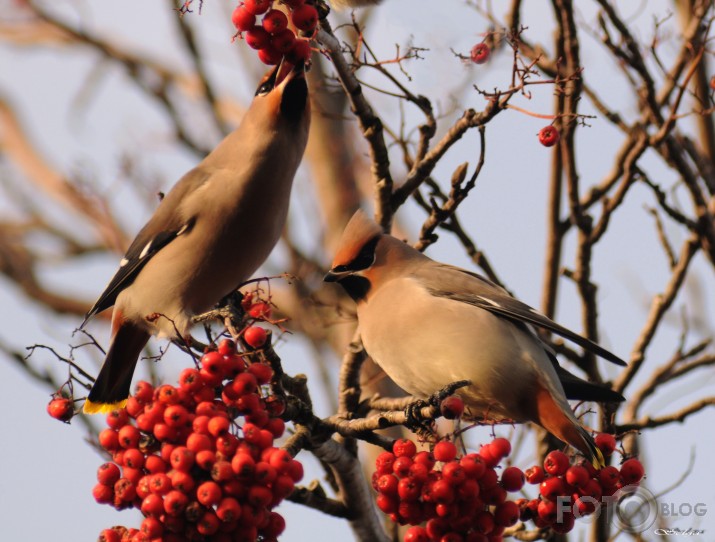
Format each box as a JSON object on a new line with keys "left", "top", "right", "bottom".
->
{"left": 332, "top": 210, "right": 383, "bottom": 269}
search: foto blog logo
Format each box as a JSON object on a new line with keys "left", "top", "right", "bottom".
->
{"left": 556, "top": 485, "right": 708, "bottom": 534}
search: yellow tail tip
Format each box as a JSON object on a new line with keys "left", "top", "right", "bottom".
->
{"left": 592, "top": 447, "right": 606, "bottom": 470}
{"left": 83, "top": 398, "right": 128, "bottom": 414}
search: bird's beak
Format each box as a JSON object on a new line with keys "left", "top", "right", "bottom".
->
{"left": 275, "top": 57, "right": 306, "bottom": 88}
{"left": 324, "top": 269, "right": 347, "bottom": 282}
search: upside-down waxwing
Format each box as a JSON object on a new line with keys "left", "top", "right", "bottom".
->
{"left": 82, "top": 60, "right": 310, "bottom": 414}
{"left": 330, "top": 0, "right": 382, "bottom": 9}
{"left": 325, "top": 210, "right": 626, "bottom": 467}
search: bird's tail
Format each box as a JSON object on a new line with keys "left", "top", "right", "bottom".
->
{"left": 83, "top": 318, "right": 150, "bottom": 414}
{"left": 534, "top": 383, "right": 605, "bottom": 469}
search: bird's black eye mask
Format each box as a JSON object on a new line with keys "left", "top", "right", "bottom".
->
{"left": 255, "top": 67, "right": 279, "bottom": 96}
{"left": 333, "top": 236, "right": 379, "bottom": 274}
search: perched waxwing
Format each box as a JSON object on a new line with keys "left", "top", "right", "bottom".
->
{"left": 82, "top": 60, "right": 310, "bottom": 414}
{"left": 325, "top": 210, "right": 626, "bottom": 468}
{"left": 330, "top": 0, "right": 382, "bottom": 9}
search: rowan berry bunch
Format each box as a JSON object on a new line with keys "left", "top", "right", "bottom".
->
{"left": 518, "top": 433, "right": 645, "bottom": 535}
{"left": 373, "top": 432, "right": 646, "bottom": 542}
{"left": 231, "top": 0, "right": 316, "bottom": 65}
{"left": 92, "top": 338, "right": 302, "bottom": 542}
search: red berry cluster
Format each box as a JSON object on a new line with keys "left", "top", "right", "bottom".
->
{"left": 231, "top": 0, "right": 316, "bottom": 65}
{"left": 240, "top": 293, "right": 273, "bottom": 348}
{"left": 373, "top": 437, "right": 521, "bottom": 542}
{"left": 374, "top": 433, "right": 646, "bottom": 541}
{"left": 92, "top": 338, "right": 302, "bottom": 542}
{"left": 517, "top": 433, "right": 645, "bottom": 535}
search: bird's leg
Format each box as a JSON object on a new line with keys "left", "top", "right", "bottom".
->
{"left": 403, "top": 380, "right": 472, "bottom": 432}
{"left": 193, "top": 291, "right": 246, "bottom": 323}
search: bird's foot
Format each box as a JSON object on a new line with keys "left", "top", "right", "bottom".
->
{"left": 426, "top": 380, "right": 472, "bottom": 409}
{"left": 192, "top": 292, "right": 246, "bottom": 333}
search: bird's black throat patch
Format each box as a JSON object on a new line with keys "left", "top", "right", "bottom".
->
{"left": 337, "top": 275, "right": 371, "bottom": 302}
{"left": 281, "top": 76, "right": 308, "bottom": 123}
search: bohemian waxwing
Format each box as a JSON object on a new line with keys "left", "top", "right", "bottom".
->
{"left": 325, "top": 210, "right": 626, "bottom": 467}
{"left": 81, "top": 60, "right": 310, "bottom": 414}
{"left": 330, "top": 0, "right": 382, "bottom": 9}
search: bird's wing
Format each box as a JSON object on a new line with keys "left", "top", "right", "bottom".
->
{"left": 417, "top": 263, "right": 627, "bottom": 366}
{"left": 81, "top": 169, "right": 210, "bottom": 326}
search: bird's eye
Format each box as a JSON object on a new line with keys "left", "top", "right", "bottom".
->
{"left": 348, "top": 236, "right": 379, "bottom": 271}
{"left": 255, "top": 81, "right": 273, "bottom": 96}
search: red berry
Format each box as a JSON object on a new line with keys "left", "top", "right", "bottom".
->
{"left": 123, "top": 447, "right": 145, "bottom": 469}
{"left": 197, "top": 510, "right": 220, "bottom": 536}
{"left": 460, "top": 454, "right": 486, "bottom": 479}
{"left": 169, "top": 446, "right": 195, "bottom": 472}
{"left": 482, "top": 484, "right": 507, "bottom": 505}
{"left": 565, "top": 465, "right": 590, "bottom": 488}
{"left": 500, "top": 466, "right": 525, "bottom": 492}
{"left": 489, "top": 438, "right": 512, "bottom": 458}
{"left": 595, "top": 433, "right": 617, "bottom": 456}
{"left": 271, "top": 28, "right": 296, "bottom": 54}
{"left": 262, "top": 9, "right": 288, "bottom": 34}
{"left": 553, "top": 511, "right": 575, "bottom": 533}
{"left": 398, "top": 477, "right": 421, "bottom": 501}
{"left": 539, "top": 476, "right": 566, "bottom": 501}
{"left": 473, "top": 510, "right": 495, "bottom": 534}
{"left": 141, "top": 493, "right": 164, "bottom": 518}
{"left": 494, "top": 501, "right": 520, "bottom": 527}
{"left": 244, "top": 326, "right": 268, "bottom": 347}
{"left": 404, "top": 526, "right": 429, "bottom": 542}
{"left": 245, "top": 26, "right": 271, "bottom": 50}
{"left": 149, "top": 473, "right": 172, "bottom": 495}
{"left": 433, "top": 441, "right": 457, "bottom": 462}
{"left": 543, "top": 450, "right": 570, "bottom": 475}
{"left": 232, "top": 452, "right": 256, "bottom": 479}
{"left": 231, "top": 5, "right": 256, "bottom": 32}
{"left": 376, "top": 474, "right": 398, "bottom": 495}
{"left": 187, "top": 432, "right": 214, "bottom": 453}
{"left": 470, "top": 43, "right": 490, "bottom": 64}
{"left": 117, "top": 425, "right": 140, "bottom": 449}
{"left": 709, "top": 75, "right": 715, "bottom": 91}
{"left": 164, "top": 404, "right": 190, "bottom": 428}
{"left": 440, "top": 395, "right": 465, "bottom": 419}
{"left": 248, "top": 361, "right": 273, "bottom": 384}
{"left": 92, "top": 483, "right": 114, "bottom": 504}
{"left": 580, "top": 478, "right": 603, "bottom": 500}
{"left": 243, "top": 0, "right": 272, "bottom": 15}
{"left": 442, "top": 461, "right": 466, "bottom": 485}
{"left": 164, "top": 490, "right": 189, "bottom": 516}
{"left": 375, "top": 451, "right": 396, "bottom": 474}
{"left": 393, "top": 438, "right": 417, "bottom": 458}
{"left": 287, "top": 38, "right": 312, "bottom": 63}
{"left": 620, "top": 458, "right": 645, "bottom": 484}
{"left": 525, "top": 465, "right": 545, "bottom": 484}
{"left": 133, "top": 381, "right": 154, "bottom": 403}
{"left": 538, "top": 125, "right": 560, "bottom": 147}
{"left": 392, "top": 455, "right": 413, "bottom": 478}
{"left": 98, "top": 529, "right": 120, "bottom": 542}
{"left": 105, "top": 408, "right": 128, "bottom": 429}
{"left": 537, "top": 499, "right": 558, "bottom": 523}
{"left": 97, "top": 462, "right": 121, "bottom": 486}
{"left": 140, "top": 516, "right": 163, "bottom": 538}
{"left": 598, "top": 465, "right": 620, "bottom": 488}
{"left": 47, "top": 397, "right": 74, "bottom": 422}
{"left": 291, "top": 3, "right": 318, "bottom": 33}
{"left": 197, "top": 480, "right": 222, "bottom": 507}
{"left": 114, "top": 477, "right": 136, "bottom": 502}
